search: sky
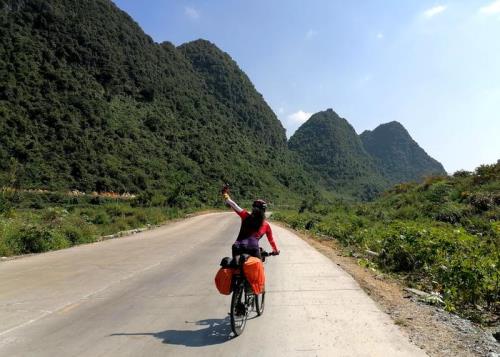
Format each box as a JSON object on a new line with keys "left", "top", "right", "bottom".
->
{"left": 114, "top": 0, "right": 500, "bottom": 173}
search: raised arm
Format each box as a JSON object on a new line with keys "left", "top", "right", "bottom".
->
{"left": 224, "top": 193, "right": 244, "bottom": 214}
{"left": 222, "top": 184, "right": 248, "bottom": 218}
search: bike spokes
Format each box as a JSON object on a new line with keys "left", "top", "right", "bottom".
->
{"left": 230, "top": 286, "right": 248, "bottom": 336}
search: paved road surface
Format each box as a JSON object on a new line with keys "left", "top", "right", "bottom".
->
{"left": 0, "top": 212, "right": 426, "bottom": 356}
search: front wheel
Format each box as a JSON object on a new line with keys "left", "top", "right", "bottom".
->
{"left": 255, "top": 291, "right": 265, "bottom": 316}
{"left": 230, "top": 284, "right": 248, "bottom": 336}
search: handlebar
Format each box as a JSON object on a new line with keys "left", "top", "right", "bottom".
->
{"left": 261, "top": 251, "right": 279, "bottom": 257}
{"left": 260, "top": 250, "right": 279, "bottom": 262}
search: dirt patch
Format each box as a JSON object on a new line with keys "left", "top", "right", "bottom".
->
{"left": 275, "top": 223, "right": 500, "bottom": 357}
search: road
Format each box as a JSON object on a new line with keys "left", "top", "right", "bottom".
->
{"left": 0, "top": 212, "right": 426, "bottom": 356}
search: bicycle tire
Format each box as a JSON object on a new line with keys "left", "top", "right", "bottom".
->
{"left": 255, "top": 291, "right": 265, "bottom": 316}
{"left": 230, "top": 283, "right": 248, "bottom": 336}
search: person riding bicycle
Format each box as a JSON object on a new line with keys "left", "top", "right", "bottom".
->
{"left": 222, "top": 185, "right": 279, "bottom": 260}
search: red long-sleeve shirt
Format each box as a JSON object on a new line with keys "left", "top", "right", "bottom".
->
{"left": 225, "top": 197, "right": 278, "bottom": 252}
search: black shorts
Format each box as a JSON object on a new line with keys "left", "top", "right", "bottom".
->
{"left": 232, "top": 244, "right": 261, "bottom": 259}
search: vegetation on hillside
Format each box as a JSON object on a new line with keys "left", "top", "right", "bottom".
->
{"left": 288, "top": 109, "right": 388, "bottom": 200}
{"left": 0, "top": 0, "right": 315, "bottom": 205}
{"left": 272, "top": 163, "right": 500, "bottom": 322}
{"left": 289, "top": 110, "right": 447, "bottom": 200}
{"left": 360, "top": 121, "right": 446, "bottom": 184}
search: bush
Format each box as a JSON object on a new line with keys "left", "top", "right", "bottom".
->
{"left": 467, "top": 192, "right": 495, "bottom": 212}
{"left": 41, "top": 207, "right": 69, "bottom": 225}
{"left": 0, "top": 195, "right": 11, "bottom": 214}
{"left": 425, "top": 181, "right": 452, "bottom": 203}
{"left": 62, "top": 224, "right": 97, "bottom": 245}
{"left": 453, "top": 170, "right": 472, "bottom": 178}
{"left": 433, "top": 202, "right": 469, "bottom": 224}
{"left": 392, "top": 205, "right": 421, "bottom": 220}
{"left": 7, "top": 225, "right": 70, "bottom": 254}
{"left": 105, "top": 204, "right": 133, "bottom": 218}
{"left": 92, "top": 211, "right": 111, "bottom": 225}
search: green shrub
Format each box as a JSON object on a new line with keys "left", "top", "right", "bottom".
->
{"left": 467, "top": 192, "right": 495, "bottom": 212}
{"left": 453, "top": 170, "right": 472, "bottom": 178}
{"left": 41, "top": 207, "right": 69, "bottom": 225}
{"left": 92, "top": 211, "right": 111, "bottom": 225}
{"left": 0, "top": 195, "right": 12, "bottom": 214}
{"left": 7, "top": 225, "right": 70, "bottom": 254}
{"left": 425, "top": 181, "right": 452, "bottom": 203}
{"left": 0, "top": 219, "right": 19, "bottom": 256}
{"left": 62, "top": 224, "right": 97, "bottom": 245}
{"left": 392, "top": 205, "right": 421, "bottom": 220}
{"left": 433, "top": 202, "right": 469, "bottom": 224}
{"left": 461, "top": 216, "right": 495, "bottom": 236}
{"left": 105, "top": 204, "right": 134, "bottom": 218}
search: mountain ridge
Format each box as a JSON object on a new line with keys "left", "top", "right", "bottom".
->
{"left": 0, "top": 0, "right": 314, "bottom": 205}
{"left": 288, "top": 109, "right": 388, "bottom": 199}
{"left": 360, "top": 121, "right": 447, "bottom": 183}
{"left": 288, "top": 109, "right": 446, "bottom": 199}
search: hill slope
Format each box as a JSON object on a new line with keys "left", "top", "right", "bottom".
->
{"left": 0, "top": 0, "right": 313, "bottom": 205}
{"left": 288, "top": 109, "right": 387, "bottom": 199}
{"left": 360, "top": 122, "right": 446, "bottom": 184}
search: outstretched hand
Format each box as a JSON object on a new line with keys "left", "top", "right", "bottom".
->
{"left": 221, "top": 184, "right": 230, "bottom": 200}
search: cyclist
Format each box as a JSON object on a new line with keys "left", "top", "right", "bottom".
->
{"left": 222, "top": 185, "right": 280, "bottom": 259}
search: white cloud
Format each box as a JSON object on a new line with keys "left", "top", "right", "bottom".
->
{"left": 423, "top": 5, "right": 447, "bottom": 18}
{"left": 376, "top": 32, "right": 384, "bottom": 39}
{"left": 305, "top": 29, "right": 318, "bottom": 39}
{"left": 185, "top": 6, "right": 200, "bottom": 20}
{"left": 479, "top": 0, "right": 500, "bottom": 15}
{"left": 288, "top": 110, "right": 313, "bottom": 124}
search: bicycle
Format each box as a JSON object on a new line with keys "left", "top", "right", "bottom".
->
{"left": 229, "top": 250, "right": 277, "bottom": 336}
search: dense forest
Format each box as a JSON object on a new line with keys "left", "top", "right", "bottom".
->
{"left": 0, "top": 0, "right": 315, "bottom": 206}
{"left": 288, "top": 109, "right": 388, "bottom": 200}
{"left": 360, "top": 121, "right": 446, "bottom": 184}
{"left": 289, "top": 109, "right": 446, "bottom": 200}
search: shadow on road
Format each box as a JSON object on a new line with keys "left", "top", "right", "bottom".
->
{"left": 111, "top": 317, "right": 233, "bottom": 347}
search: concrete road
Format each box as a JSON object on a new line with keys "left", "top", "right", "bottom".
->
{"left": 0, "top": 212, "right": 426, "bottom": 356}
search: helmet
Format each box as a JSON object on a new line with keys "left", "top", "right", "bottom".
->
{"left": 252, "top": 199, "right": 267, "bottom": 210}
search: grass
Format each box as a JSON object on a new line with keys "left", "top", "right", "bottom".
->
{"left": 0, "top": 191, "right": 195, "bottom": 257}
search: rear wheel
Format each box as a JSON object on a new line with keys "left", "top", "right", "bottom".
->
{"left": 230, "top": 283, "right": 248, "bottom": 336}
{"left": 255, "top": 291, "right": 265, "bottom": 316}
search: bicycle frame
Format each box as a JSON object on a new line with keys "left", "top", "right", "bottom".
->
{"left": 229, "top": 250, "right": 275, "bottom": 336}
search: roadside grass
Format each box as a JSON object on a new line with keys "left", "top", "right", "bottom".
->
{"left": 0, "top": 191, "right": 195, "bottom": 257}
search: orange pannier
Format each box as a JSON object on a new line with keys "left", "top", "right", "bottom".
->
{"left": 243, "top": 257, "right": 266, "bottom": 295}
{"left": 215, "top": 267, "right": 235, "bottom": 295}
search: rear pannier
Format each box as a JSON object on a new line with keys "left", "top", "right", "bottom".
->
{"left": 215, "top": 267, "right": 235, "bottom": 295}
{"left": 243, "top": 257, "right": 265, "bottom": 294}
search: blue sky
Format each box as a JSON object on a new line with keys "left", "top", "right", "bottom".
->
{"left": 114, "top": 0, "right": 500, "bottom": 173}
